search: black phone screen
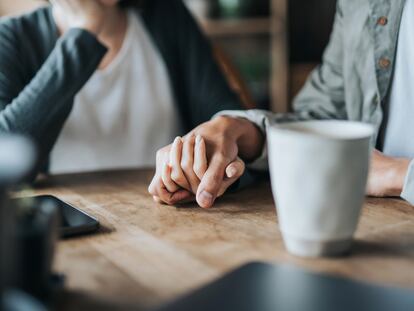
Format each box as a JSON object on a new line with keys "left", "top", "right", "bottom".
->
{"left": 12, "top": 195, "right": 100, "bottom": 238}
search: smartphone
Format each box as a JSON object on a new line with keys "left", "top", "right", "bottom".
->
{"left": 12, "top": 195, "right": 100, "bottom": 238}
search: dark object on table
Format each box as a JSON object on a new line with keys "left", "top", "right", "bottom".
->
{"left": 0, "top": 135, "right": 50, "bottom": 311}
{"left": 157, "top": 262, "right": 414, "bottom": 311}
{"left": 12, "top": 196, "right": 100, "bottom": 238}
{"left": 12, "top": 197, "right": 61, "bottom": 299}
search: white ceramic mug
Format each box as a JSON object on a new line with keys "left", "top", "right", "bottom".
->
{"left": 267, "top": 120, "right": 374, "bottom": 257}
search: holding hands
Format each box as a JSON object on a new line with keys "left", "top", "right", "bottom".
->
{"left": 149, "top": 116, "right": 264, "bottom": 208}
{"left": 149, "top": 116, "right": 412, "bottom": 208}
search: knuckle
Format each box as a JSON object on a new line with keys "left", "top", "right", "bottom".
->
{"left": 210, "top": 171, "right": 223, "bottom": 183}
{"left": 160, "top": 196, "right": 173, "bottom": 205}
{"left": 171, "top": 171, "right": 185, "bottom": 183}
{"left": 157, "top": 192, "right": 174, "bottom": 205}
{"left": 214, "top": 152, "right": 231, "bottom": 164}
{"left": 193, "top": 164, "right": 207, "bottom": 178}
{"left": 181, "top": 159, "right": 192, "bottom": 172}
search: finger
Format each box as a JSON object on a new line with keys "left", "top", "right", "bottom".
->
{"left": 170, "top": 137, "right": 191, "bottom": 191}
{"left": 148, "top": 174, "right": 160, "bottom": 196}
{"left": 193, "top": 135, "right": 208, "bottom": 180}
{"left": 149, "top": 175, "right": 193, "bottom": 205}
{"left": 181, "top": 135, "right": 200, "bottom": 193}
{"left": 196, "top": 154, "right": 229, "bottom": 209}
{"left": 153, "top": 196, "right": 163, "bottom": 203}
{"left": 159, "top": 188, "right": 194, "bottom": 205}
{"left": 218, "top": 158, "right": 246, "bottom": 197}
{"left": 225, "top": 157, "right": 245, "bottom": 179}
{"left": 162, "top": 163, "right": 180, "bottom": 193}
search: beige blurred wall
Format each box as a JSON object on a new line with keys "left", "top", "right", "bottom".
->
{"left": 0, "top": 0, "right": 44, "bottom": 16}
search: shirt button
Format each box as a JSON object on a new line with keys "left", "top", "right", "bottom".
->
{"left": 379, "top": 58, "right": 391, "bottom": 68}
{"left": 377, "top": 16, "right": 388, "bottom": 26}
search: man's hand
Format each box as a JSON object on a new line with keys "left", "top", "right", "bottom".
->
{"left": 366, "top": 149, "right": 410, "bottom": 197}
{"left": 149, "top": 116, "right": 264, "bottom": 208}
{"left": 50, "top": 0, "right": 107, "bottom": 35}
{"left": 148, "top": 135, "right": 245, "bottom": 206}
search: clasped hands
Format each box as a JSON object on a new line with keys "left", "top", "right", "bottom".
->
{"left": 149, "top": 117, "right": 412, "bottom": 208}
{"left": 148, "top": 116, "right": 265, "bottom": 208}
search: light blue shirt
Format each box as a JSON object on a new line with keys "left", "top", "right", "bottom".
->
{"left": 216, "top": 0, "right": 414, "bottom": 205}
{"left": 383, "top": 0, "right": 414, "bottom": 158}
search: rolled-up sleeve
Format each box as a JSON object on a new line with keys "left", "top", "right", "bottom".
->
{"left": 400, "top": 159, "right": 414, "bottom": 204}
{"left": 213, "top": 109, "right": 273, "bottom": 171}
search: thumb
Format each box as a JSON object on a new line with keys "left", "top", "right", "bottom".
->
{"left": 216, "top": 157, "right": 245, "bottom": 197}
{"left": 225, "top": 157, "right": 245, "bottom": 179}
{"left": 196, "top": 155, "right": 227, "bottom": 208}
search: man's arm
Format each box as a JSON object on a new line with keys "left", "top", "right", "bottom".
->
{"left": 367, "top": 150, "right": 411, "bottom": 198}
{"left": 214, "top": 0, "right": 348, "bottom": 170}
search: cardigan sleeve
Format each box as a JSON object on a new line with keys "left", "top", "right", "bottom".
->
{"left": 0, "top": 16, "right": 107, "bottom": 175}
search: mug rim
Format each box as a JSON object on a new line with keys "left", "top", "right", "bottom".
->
{"left": 267, "top": 120, "right": 374, "bottom": 141}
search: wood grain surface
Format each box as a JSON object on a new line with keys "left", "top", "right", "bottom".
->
{"left": 29, "top": 169, "right": 414, "bottom": 310}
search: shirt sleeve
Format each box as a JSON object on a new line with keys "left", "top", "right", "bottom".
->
{"left": 211, "top": 1, "right": 349, "bottom": 171}
{"left": 213, "top": 109, "right": 270, "bottom": 170}
{"left": 0, "top": 24, "right": 107, "bottom": 177}
{"left": 400, "top": 159, "right": 414, "bottom": 205}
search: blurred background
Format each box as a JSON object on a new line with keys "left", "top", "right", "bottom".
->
{"left": 0, "top": 0, "right": 336, "bottom": 112}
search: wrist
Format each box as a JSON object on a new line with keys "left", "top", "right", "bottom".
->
{"left": 388, "top": 158, "right": 410, "bottom": 196}
{"left": 217, "top": 116, "right": 264, "bottom": 162}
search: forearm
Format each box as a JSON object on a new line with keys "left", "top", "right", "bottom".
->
{"left": 215, "top": 116, "right": 264, "bottom": 163}
{"left": 0, "top": 28, "right": 106, "bottom": 138}
{"left": 234, "top": 118, "right": 265, "bottom": 162}
{"left": 388, "top": 158, "right": 411, "bottom": 196}
{"left": 401, "top": 160, "right": 414, "bottom": 204}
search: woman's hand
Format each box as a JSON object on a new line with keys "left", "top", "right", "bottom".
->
{"left": 148, "top": 142, "right": 195, "bottom": 206}
{"left": 366, "top": 150, "right": 410, "bottom": 197}
{"left": 148, "top": 116, "right": 264, "bottom": 208}
{"left": 50, "top": 0, "right": 107, "bottom": 35}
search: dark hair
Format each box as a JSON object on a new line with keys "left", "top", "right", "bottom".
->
{"left": 118, "top": 0, "right": 146, "bottom": 8}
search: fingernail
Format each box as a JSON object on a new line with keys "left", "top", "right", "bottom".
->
{"left": 174, "top": 136, "right": 182, "bottom": 144}
{"left": 199, "top": 190, "right": 214, "bottom": 207}
{"left": 227, "top": 167, "right": 238, "bottom": 178}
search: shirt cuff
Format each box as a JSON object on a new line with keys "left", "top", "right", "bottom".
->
{"left": 213, "top": 109, "right": 270, "bottom": 171}
{"left": 400, "top": 159, "right": 414, "bottom": 205}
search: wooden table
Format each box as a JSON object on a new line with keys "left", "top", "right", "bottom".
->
{"left": 30, "top": 169, "right": 414, "bottom": 310}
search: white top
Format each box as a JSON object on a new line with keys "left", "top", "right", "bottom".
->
{"left": 383, "top": 0, "right": 414, "bottom": 158}
{"left": 50, "top": 11, "right": 182, "bottom": 174}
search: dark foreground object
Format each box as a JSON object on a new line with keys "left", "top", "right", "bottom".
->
{"left": 157, "top": 262, "right": 414, "bottom": 311}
